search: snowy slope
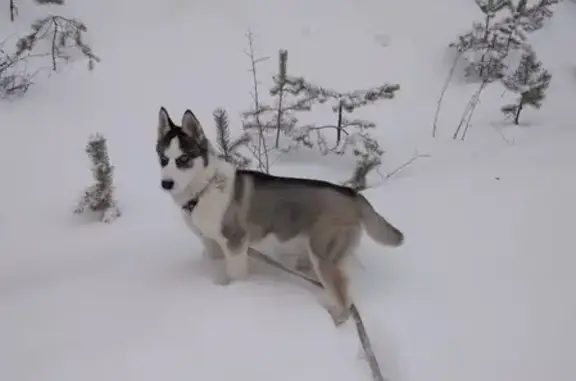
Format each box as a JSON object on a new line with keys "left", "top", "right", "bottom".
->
{"left": 1, "top": 1, "right": 576, "bottom": 381}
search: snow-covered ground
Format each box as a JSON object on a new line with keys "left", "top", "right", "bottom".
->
{"left": 1, "top": 1, "right": 575, "bottom": 381}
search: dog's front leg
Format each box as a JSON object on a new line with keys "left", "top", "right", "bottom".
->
{"left": 204, "top": 236, "right": 249, "bottom": 285}
{"left": 220, "top": 242, "right": 249, "bottom": 283}
{"left": 201, "top": 237, "right": 231, "bottom": 286}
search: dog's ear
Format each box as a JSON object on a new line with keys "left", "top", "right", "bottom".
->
{"left": 181, "top": 109, "right": 206, "bottom": 144}
{"left": 158, "top": 107, "right": 174, "bottom": 137}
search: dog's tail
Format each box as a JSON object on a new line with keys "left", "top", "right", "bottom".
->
{"left": 356, "top": 194, "right": 404, "bottom": 247}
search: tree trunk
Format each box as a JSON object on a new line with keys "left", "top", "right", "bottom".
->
{"left": 274, "top": 86, "right": 284, "bottom": 148}
{"left": 336, "top": 100, "right": 343, "bottom": 145}
{"left": 10, "top": 0, "right": 16, "bottom": 21}
{"left": 514, "top": 98, "right": 524, "bottom": 125}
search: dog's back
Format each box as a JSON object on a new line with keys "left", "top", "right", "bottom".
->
{"left": 233, "top": 169, "right": 403, "bottom": 248}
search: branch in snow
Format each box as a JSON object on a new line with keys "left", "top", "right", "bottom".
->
{"left": 246, "top": 248, "right": 387, "bottom": 381}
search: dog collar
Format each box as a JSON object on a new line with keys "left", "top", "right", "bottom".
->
{"left": 182, "top": 198, "right": 198, "bottom": 213}
{"left": 181, "top": 174, "right": 218, "bottom": 214}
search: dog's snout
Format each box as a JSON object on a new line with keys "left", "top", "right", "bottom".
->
{"left": 161, "top": 180, "right": 175, "bottom": 190}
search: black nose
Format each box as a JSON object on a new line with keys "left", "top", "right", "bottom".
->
{"left": 161, "top": 180, "right": 174, "bottom": 190}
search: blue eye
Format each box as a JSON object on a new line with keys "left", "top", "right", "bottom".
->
{"left": 176, "top": 154, "right": 192, "bottom": 167}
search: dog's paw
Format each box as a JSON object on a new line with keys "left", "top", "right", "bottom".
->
{"left": 328, "top": 307, "right": 352, "bottom": 327}
{"left": 211, "top": 273, "right": 231, "bottom": 286}
{"left": 208, "top": 261, "right": 231, "bottom": 286}
{"left": 226, "top": 256, "right": 249, "bottom": 282}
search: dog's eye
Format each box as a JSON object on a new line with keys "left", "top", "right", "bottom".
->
{"left": 175, "top": 154, "right": 192, "bottom": 167}
{"left": 160, "top": 155, "right": 169, "bottom": 166}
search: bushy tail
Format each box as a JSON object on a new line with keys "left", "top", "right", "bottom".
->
{"left": 357, "top": 194, "right": 404, "bottom": 247}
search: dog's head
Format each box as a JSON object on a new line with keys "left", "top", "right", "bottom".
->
{"left": 156, "top": 107, "right": 209, "bottom": 194}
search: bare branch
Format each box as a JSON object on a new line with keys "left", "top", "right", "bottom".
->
{"left": 243, "top": 29, "right": 271, "bottom": 173}
{"left": 246, "top": 248, "right": 387, "bottom": 381}
{"left": 432, "top": 52, "right": 461, "bottom": 138}
{"left": 362, "top": 152, "right": 430, "bottom": 190}
{"left": 384, "top": 152, "right": 430, "bottom": 180}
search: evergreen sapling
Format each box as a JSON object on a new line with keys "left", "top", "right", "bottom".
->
{"left": 15, "top": 15, "right": 100, "bottom": 71}
{"left": 501, "top": 49, "right": 551, "bottom": 125}
{"left": 449, "top": 0, "right": 510, "bottom": 80}
{"left": 2, "top": 3, "right": 97, "bottom": 98}
{"left": 276, "top": 75, "right": 396, "bottom": 189}
{"left": 239, "top": 32, "right": 399, "bottom": 189}
{"left": 9, "top": 0, "right": 65, "bottom": 23}
{"left": 213, "top": 108, "right": 251, "bottom": 169}
{"left": 74, "top": 134, "right": 120, "bottom": 223}
{"left": 516, "top": 0, "right": 562, "bottom": 32}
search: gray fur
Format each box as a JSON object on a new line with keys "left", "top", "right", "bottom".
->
{"left": 225, "top": 170, "right": 404, "bottom": 249}
{"left": 357, "top": 194, "right": 404, "bottom": 246}
{"left": 218, "top": 170, "right": 404, "bottom": 325}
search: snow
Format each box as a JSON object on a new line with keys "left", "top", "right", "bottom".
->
{"left": 1, "top": 1, "right": 575, "bottom": 381}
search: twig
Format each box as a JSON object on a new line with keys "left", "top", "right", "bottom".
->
{"left": 384, "top": 152, "right": 430, "bottom": 180}
{"left": 460, "top": 81, "right": 488, "bottom": 141}
{"left": 10, "top": 0, "right": 17, "bottom": 22}
{"left": 432, "top": 53, "right": 461, "bottom": 138}
{"left": 244, "top": 30, "right": 271, "bottom": 173}
{"left": 247, "top": 248, "right": 386, "bottom": 381}
{"left": 491, "top": 124, "right": 515, "bottom": 146}
{"left": 364, "top": 151, "right": 430, "bottom": 190}
{"left": 274, "top": 50, "right": 287, "bottom": 148}
{"left": 453, "top": 81, "right": 488, "bottom": 140}
{"left": 307, "top": 124, "right": 351, "bottom": 136}
{"left": 51, "top": 18, "right": 58, "bottom": 70}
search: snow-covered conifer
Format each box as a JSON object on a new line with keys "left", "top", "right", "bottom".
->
{"left": 501, "top": 48, "right": 552, "bottom": 124}
{"left": 213, "top": 108, "right": 251, "bottom": 169}
{"left": 75, "top": 134, "right": 120, "bottom": 223}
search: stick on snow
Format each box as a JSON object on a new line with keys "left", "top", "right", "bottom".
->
{"left": 247, "top": 248, "right": 386, "bottom": 381}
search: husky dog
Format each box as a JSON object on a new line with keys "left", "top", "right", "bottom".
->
{"left": 156, "top": 107, "right": 404, "bottom": 326}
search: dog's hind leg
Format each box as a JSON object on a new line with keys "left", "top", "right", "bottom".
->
{"left": 295, "top": 253, "right": 314, "bottom": 275}
{"left": 308, "top": 228, "right": 359, "bottom": 326}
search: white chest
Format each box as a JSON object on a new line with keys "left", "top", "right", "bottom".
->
{"left": 181, "top": 187, "right": 232, "bottom": 240}
{"left": 174, "top": 160, "right": 237, "bottom": 241}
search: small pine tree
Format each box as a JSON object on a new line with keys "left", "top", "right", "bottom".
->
{"left": 517, "top": 0, "right": 562, "bottom": 32}
{"left": 275, "top": 75, "right": 399, "bottom": 152}
{"left": 240, "top": 33, "right": 398, "bottom": 185}
{"left": 449, "top": 0, "right": 536, "bottom": 82}
{"left": 16, "top": 15, "right": 100, "bottom": 71}
{"left": 475, "top": 0, "right": 509, "bottom": 15}
{"left": 501, "top": 49, "right": 552, "bottom": 125}
{"left": 268, "top": 49, "right": 324, "bottom": 148}
{"left": 213, "top": 108, "right": 251, "bottom": 169}
{"left": 282, "top": 78, "right": 392, "bottom": 188}
{"left": 74, "top": 134, "right": 120, "bottom": 223}
{"left": 450, "top": 20, "right": 523, "bottom": 81}
{"left": 341, "top": 143, "right": 383, "bottom": 191}
{"left": 9, "top": 0, "right": 65, "bottom": 22}
{"left": 242, "top": 49, "right": 324, "bottom": 151}
{"left": 0, "top": 44, "right": 32, "bottom": 97}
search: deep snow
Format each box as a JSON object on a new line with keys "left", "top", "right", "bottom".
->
{"left": 1, "top": 1, "right": 575, "bottom": 381}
